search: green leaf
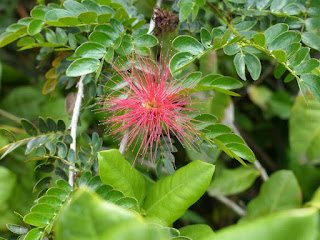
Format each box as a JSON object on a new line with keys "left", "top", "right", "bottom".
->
{"left": 98, "top": 149, "right": 146, "bottom": 206}
{"left": 21, "top": 118, "right": 37, "bottom": 136}
{"left": 44, "top": 29, "right": 56, "bottom": 43}
{"left": 17, "top": 36, "right": 35, "bottom": 47}
{"left": 234, "top": 21, "right": 257, "bottom": 32}
{"left": 173, "top": 36, "right": 204, "bottom": 55}
{"left": 24, "top": 228, "right": 43, "bottom": 240}
{"left": 203, "top": 124, "right": 232, "bottom": 138}
{"left": 200, "top": 28, "right": 212, "bottom": 48}
{"left": 89, "top": 31, "right": 113, "bottom": 47}
{"left": 56, "top": 141, "right": 67, "bottom": 158}
{"left": 66, "top": 58, "right": 100, "bottom": 77}
{"left": 234, "top": 53, "right": 246, "bottom": 80}
{"left": 75, "top": 42, "right": 106, "bottom": 59}
{"left": 244, "top": 170, "right": 301, "bottom": 220}
{"left": 0, "top": 167, "right": 16, "bottom": 204}
{"left": 63, "top": 0, "right": 87, "bottom": 15}
{"left": 294, "top": 59, "right": 319, "bottom": 75}
{"left": 193, "top": 114, "right": 218, "bottom": 130}
{"left": 180, "top": 224, "right": 215, "bottom": 239}
{"left": 45, "top": 9, "right": 74, "bottom": 21}
{"left": 226, "top": 143, "right": 255, "bottom": 163}
{"left": 56, "top": 28, "right": 68, "bottom": 45}
{"left": 302, "top": 32, "right": 320, "bottom": 51}
{"left": 27, "top": 19, "right": 44, "bottom": 36}
{"left": 134, "top": 35, "right": 158, "bottom": 48}
{"left": 170, "top": 52, "right": 194, "bottom": 74}
{"left": 253, "top": 33, "right": 266, "bottom": 47}
{"left": 7, "top": 224, "right": 28, "bottom": 235}
{"left": 213, "top": 208, "right": 318, "bottom": 240}
{"left": 143, "top": 160, "right": 215, "bottom": 226}
{"left": 115, "top": 197, "right": 138, "bottom": 209}
{"left": 54, "top": 189, "right": 142, "bottom": 240}
{"left": 31, "top": 203, "right": 56, "bottom": 219}
{"left": 98, "top": 13, "right": 113, "bottom": 24}
{"left": 301, "top": 74, "right": 320, "bottom": 102}
{"left": 290, "top": 95, "right": 320, "bottom": 160}
{"left": 78, "top": 11, "right": 98, "bottom": 24}
{"left": 244, "top": 52, "right": 261, "bottom": 80}
{"left": 179, "top": 4, "right": 192, "bottom": 22}
{"left": 283, "top": 42, "right": 301, "bottom": 58}
{"left": 24, "top": 213, "right": 49, "bottom": 227}
{"left": 272, "top": 50, "right": 286, "bottom": 62}
{"left": 0, "top": 27, "right": 27, "bottom": 48}
{"left": 208, "top": 166, "right": 259, "bottom": 196}
{"left": 0, "top": 128, "right": 16, "bottom": 142}
{"left": 265, "top": 23, "right": 289, "bottom": 46}
{"left": 287, "top": 47, "right": 309, "bottom": 67}
{"left": 269, "top": 31, "right": 301, "bottom": 50}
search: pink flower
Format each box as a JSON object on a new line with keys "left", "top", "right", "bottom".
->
{"left": 100, "top": 50, "right": 198, "bottom": 164}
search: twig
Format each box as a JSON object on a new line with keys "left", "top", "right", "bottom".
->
{"left": 119, "top": 128, "right": 129, "bottom": 154}
{"left": 214, "top": 193, "right": 246, "bottom": 217}
{"left": 0, "top": 109, "right": 20, "bottom": 124}
{"left": 68, "top": 75, "right": 85, "bottom": 187}
{"left": 147, "top": 0, "right": 162, "bottom": 34}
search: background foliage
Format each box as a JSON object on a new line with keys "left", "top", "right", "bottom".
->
{"left": 0, "top": 0, "right": 320, "bottom": 239}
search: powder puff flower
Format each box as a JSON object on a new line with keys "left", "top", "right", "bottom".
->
{"left": 100, "top": 50, "right": 199, "bottom": 163}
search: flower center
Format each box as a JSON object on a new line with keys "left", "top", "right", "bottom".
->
{"left": 142, "top": 98, "right": 160, "bottom": 109}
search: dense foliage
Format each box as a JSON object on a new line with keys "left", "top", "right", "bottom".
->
{"left": 0, "top": 0, "right": 320, "bottom": 239}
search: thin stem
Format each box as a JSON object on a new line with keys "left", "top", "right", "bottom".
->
{"left": 0, "top": 109, "right": 20, "bottom": 124}
{"left": 119, "top": 128, "right": 130, "bottom": 154}
{"left": 68, "top": 75, "right": 85, "bottom": 187}
{"left": 301, "top": 0, "right": 312, "bottom": 33}
{"left": 214, "top": 193, "right": 246, "bottom": 217}
{"left": 147, "top": 0, "right": 162, "bottom": 34}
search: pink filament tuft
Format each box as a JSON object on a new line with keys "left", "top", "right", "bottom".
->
{"left": 100, "top": 49, "right": 198, "bottom": 164}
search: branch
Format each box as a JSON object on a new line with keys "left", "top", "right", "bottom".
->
{"left": 119, "top": 128, "right": 129, "bottom": 154}
{"left": 147, "top": 0, "right": 162, "bottom": 34}
{"left": 214, "top": 193, "right": 246, "bottom": 217}
{"left": 68, "top": 75, "right": 85, "bottom": 187}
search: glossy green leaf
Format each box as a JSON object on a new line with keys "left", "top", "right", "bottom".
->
{"left": 54, "top": 189, "right": 142, "bottom": 240}
{"left": 78, "top": 11, "right": 98, "bottom": 24}
{"left": 45, "top": 9, "right": 74, "bottom": 21}
{"left": 193, "top": 114, "right": 218, "bottom": 130}
{"left": 294, "top": 59, "right": 319, "bottom": 75}
{"left": 200, "top": 28, "right": 212, "bottom": 48}
{"left": 287, "top": 47, "right": 309, "bottom": 67}
{"left": 244, "top": 52, "right": 261, "bottom": 80}
{"left": 56, "top": 28, "right": 68, "bottom": 45}
{"left": 7, "top": 224, "right": 28, "bottom": 235}
{"left": 265, "top": 23, "right": 289, "bottom": 45}
{"left": 208, "top": 166, "right": 259, "bottom": 196}
{"left": 170, "top": 52, "right": 194, "bottom": 74}
{"left": 302, "top": 32, "right": 320, "bottom": 51}
{"left": 37, "top": 195, "right": 62, "bottom": 209}
{"left": 31, "top": 203, "right": 56, "bottom": 219}
{"left": 24, "top": 228, "right": 43, "bottom": 240}
{"left": 272, "top": 50, "right": 286, "bottom": 62}
{"left": 235, "top": 21, "right": 257, "bottom": 32}
{"left": 56, "top": 141, "right": 67, "bottom": 158}
{"left": 269, "top": 31, "right": 301, "bottom": 50}
{"left": 134, "top": 35, "right": 158, "bottom": 48}
{"left": 203, "top": 124, "right": 232, "bottom": 138}
{"left": 0, "top": 128, "right": 16, "bottom": 142}
{"left": 75, "top": 42, "right": 106, "bottom": 59}
{"left": 179, "top": 224, "right": 215, "bottom": 240}
{"left": 253, "top": 33, "right": 266, "bottom": 47}
{"left": 301, "top": 74, "right": 320, "bottom": 101}
{"left": 283, "top": 42, "right": 301, "bottom": 59}
{"left": 226, "top": 143, "right": 255, "bottom": 163}
{"left": 244, "top": 170, "right": 301, "bottom": 220}
{"left": 234, "top": 53, "right": 246, "bottom": 80}
{"left": 21, "top": 118, "right": 37, "bottom": 136}
{"left": 290, "top": 95, "right": 320, "bottom": 159}
{"left": 24, "top": 213, "right": 49, "bottom": 227}
{"left": 27, "top": 19, "right": 44, "bottom": 36}
{"left": 98, "top": 149, "right": 146, "bottom": 206}
{"left": 63, "top": 1, "right": 87, "bottom": 15}
{"left": 214, "top": 208, "right": 318, "bottom": 240}
{"left": 66, "top": 58, "right": 100, "bottom": 77}
{"left": 0, "top": 27, "right": 27, "bottom": 48}
{"left": 173, "top": 36, "right": 204, "bottom": 55}
{"left": 89, "top": 31, "right": 113, "bottom": 47}
{"left": 143, "top": 160, "right": 215, "bottom": 226}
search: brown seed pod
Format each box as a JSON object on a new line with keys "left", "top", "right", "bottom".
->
{"left": 152, "top": 7, "right": 179, "bottom": 36}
